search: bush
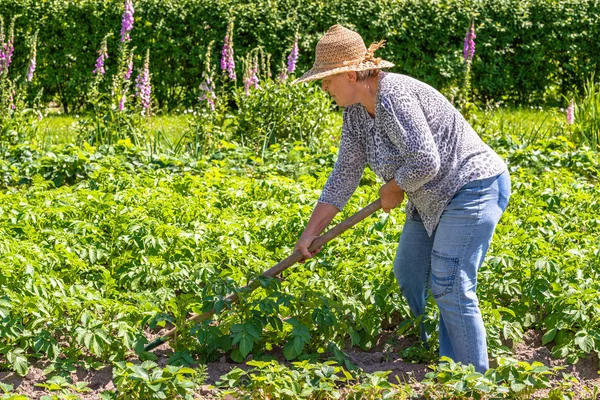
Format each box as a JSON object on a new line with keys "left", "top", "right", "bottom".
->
{"left": 0, "top": 0, "right": 599, "bottom": 111}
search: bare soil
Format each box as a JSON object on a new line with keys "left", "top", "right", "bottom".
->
{"left": 1, "top": 329, "right": 598, "bottom": 399}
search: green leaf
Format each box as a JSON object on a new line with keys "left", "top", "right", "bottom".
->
{"left": 7, "top": 348, "right": 29, "bottom": 376}
{"left": 230, "top": 349, "right": 244, "bottom": 363}
{"left": 239, "top": 335, "right": 253, "bottom": 358}
{"left": 575, "top": 331, "right": 595, "bottom": 353}
{"left": 542, "top": 328, "right": 557, "bottom": 345}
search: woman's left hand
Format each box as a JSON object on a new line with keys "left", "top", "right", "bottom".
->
{"left": 379, "top": 179, "right": 405, "bottom": 213}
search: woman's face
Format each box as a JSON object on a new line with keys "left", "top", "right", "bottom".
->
{"left": 321, "top": 72, "right": 357, "bottom": 107}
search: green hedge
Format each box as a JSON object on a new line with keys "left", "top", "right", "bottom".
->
{"left": 1, "top": 0, "right": 599, "bottom": 112}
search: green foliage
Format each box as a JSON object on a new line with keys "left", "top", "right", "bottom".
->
{"left": 422, "top": 357, "right": 572, "bottom": 399}
{"left": 181, "top": 79, "right": 339, "bottom": 158}
{"left": 1, "top": 104, "right": 600, "bottom": 397}
{"left": 35, "top": 375, "right": 92, "bottom": 399}
{"left": 0, "top": 383, "right": 29, "bottom": 400}
{"left": 232, "top": 79, "right": 337, "bottom": 152}
{"left": 569, "top": 75, "right": 600, "bottom": 150}
{"left": 107, "top": 361, "right": 202, "bottom": 400}
{"left": 216, "top": 359, "right": 415, "bottom": 399}
{"left": 1, "top": 0, "right": 600, "bottom": 111}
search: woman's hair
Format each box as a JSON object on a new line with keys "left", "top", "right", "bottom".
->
{"left": 355, "top": 68, "right": 380, "bottom": 81}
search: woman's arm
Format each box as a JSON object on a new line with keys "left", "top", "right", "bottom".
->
{"left": 295, "top": 108, "right": 365, "bottom": 260}
{"left": 294, "top": 202, "right": 339, "bottom": 260}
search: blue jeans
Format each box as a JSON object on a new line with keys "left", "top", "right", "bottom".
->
{"left": 393, "top": 171, "right": 511, "bottom": 373}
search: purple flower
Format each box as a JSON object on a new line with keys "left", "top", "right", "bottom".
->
{"left": 93, "top": 39, "right": 109, "bottom": 75}
{"left": 463, "top": 22, "right": 476, "bottom": 63}
{"left": 0, "top": 52, "right": 6, "bottom": 74}
{"left": 279, "top": 69, "right": 288, "bottom": 81}
{"left": 566, "top": 100, "right": 575, "bottom": 125}
{"left": 0, "top": 16, "right": 17, "bottom": 74}
{"left": 0, "top": 40, "right": 14, "bottom": 73}
{"left": 243, "top": 76, "right": 250, "bottom": 96}
{"left": 243, "top": 60, "right": 260, "bottom": 95}
{"left": 26, "top": 32, "right": 38, "bottom": 82}
{"left": 5, "top": 40, "right": 14, "bottom": 69}
{"left": 250, "top": 64, "right": 260, "bottom": 89}
{"left": 119, "top": 94, "right": 126, "bottom": 110}
{"left": 124, "top": 53, "right": 134, "bottom": 80}
{"left": 287, "top": 36, "right": 299, "bottom": 74}
{"left": 135, "top": 50, "right": 152, "bottom": 116}
{"left": 120, "top": 0, "right": 135, "bottom": 42}
{"left": 26, "top": 58, "right": 36, "bottom": 81}
{"left": 220, "top": 21, "right": 236, "bottom": 80}
{"left": 220, "top": 35, "right": 229, "bottom": 70}
{"left": 199, "top": 77, "right": 216, "bottom": 111}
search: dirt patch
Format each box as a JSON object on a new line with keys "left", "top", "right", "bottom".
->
{"left": 1, "top": 329, "right": 598, "bottom": 399}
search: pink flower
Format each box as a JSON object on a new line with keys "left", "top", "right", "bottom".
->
{"left": 124, "top": 52, "right": 134, "bottom": 81}
{"left": 463, "top": 22, "right": 476, "bottom": 63}
{"left": 566, "top": 100, "right": 575, "bottom": 125}
{"left": 26, "top": 31, "right": 38, "bottom": 81}
{"left": 93, "top": 38, "right": 109, "bottom": 75}
{"left": 27, "top": 58, "right": 36, "bottom": 82}
{"left": 135, "top": 50, "right": 152, "bottom": 116}
{"left": 199, "top": 77, "right": 216, "bottom": 111}
{"left": 220, "top": 21, "right": 236, "bottom": 80}
{"left": 120, "top": 0, "right": 135, "bottom": 42}
{"left": 279, "top": 69, "right": 288, "bottom": 81}
{"left": 287, "top": 36, "right": 299, "bottom": 74}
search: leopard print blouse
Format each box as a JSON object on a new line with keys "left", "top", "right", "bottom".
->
{"left": 318, "top": 71, "right": 507, "bottom": 236}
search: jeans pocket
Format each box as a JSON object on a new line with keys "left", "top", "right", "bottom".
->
{"left": 430, "top": 250, "right": 459, "bottom": 299}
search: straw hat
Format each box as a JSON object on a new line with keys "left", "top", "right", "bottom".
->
{"left": 294, "top": 24, "right": 394, "bottom": 84}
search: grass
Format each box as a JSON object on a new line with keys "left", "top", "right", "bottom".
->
{"left": 472, "top": 106, "right": 567, "bottom": 147}
{"left": 35, "top": 107, "right": 569, "bottom": 151}
{"left": 35, "top": 113, "right": 194, "bottom": 148}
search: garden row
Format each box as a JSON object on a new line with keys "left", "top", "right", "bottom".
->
{"left": 0, "top": 127, "right": 599, "bottom": 397}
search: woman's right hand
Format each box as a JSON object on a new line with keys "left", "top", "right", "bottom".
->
{"left": 294, "top": 234, "right": 322, "bottom": 262}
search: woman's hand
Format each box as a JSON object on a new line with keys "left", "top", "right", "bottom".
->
{"left": 379, "top": 179, "right": 405, "bottom": 213}
{"left": 294, "top": 234, "right": 322, "bottom": 262}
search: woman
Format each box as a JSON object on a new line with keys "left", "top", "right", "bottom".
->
{"left": 293, "top": 24, "right": 510, "bottom": 373}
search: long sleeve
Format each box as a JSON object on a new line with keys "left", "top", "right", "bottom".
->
{"left": 380, "top": 94, "right": 440, "bottom": 193}
{"left": 318, "top": 108, "right": 366, "bottom": 210}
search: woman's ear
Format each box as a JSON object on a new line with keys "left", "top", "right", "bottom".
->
{"left": 347, "top": 71, "right": 358, "bottom": 83}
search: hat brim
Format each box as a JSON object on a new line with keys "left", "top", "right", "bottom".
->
{"left": 293, "top": 60, "right": 394, "bottom": 84}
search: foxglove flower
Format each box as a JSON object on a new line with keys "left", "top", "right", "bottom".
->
{"left": 199, "top": 78, "right": 216, "bottom": 111}
{"left": 463, "top": 22, "right": 476, "bottom": 63}
{"left": 200, "top": 41, "right": 217, "bottom": 111}
{"left": 220, "top": 21, "right": 236, "bottom": 80}
{"left": 135, "top": 50, "right": 152, "bottom": 116}
{"left": 4, "top": 40, "right": 14, "bottom": 70}
{"left": 26, "top": 58, "right": 35, "bottom": 81}
{"left": 124, "top": 51, "right": 134, "bottom": 80}
{"left": 93, "top": 38, "right": 109, "bottom": 75}
{"left": 566, "top": 100, "right": 575, "bottom": 125}
{"left": 121, "top": 0, "right": 135, "bottom": 42}
{"left": 119, "top": 94, "right": 126, "bottom": 110}
{"left": 249, "top": 63, "right": 260, "bottom": 89}
{"left": 287, "top": 35, "right": 299, "bottom": 74}
{"left": 0, "top": 16, "right": 17, "bottom": 74}
{"left": 26, "top": 31, "right": 38, "bottom": 82}
{"left": 279, "top": 69, "right": 288, "bottom": 81}
{"left": 243, "top": 58, "right": 260, "bottom": 96}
